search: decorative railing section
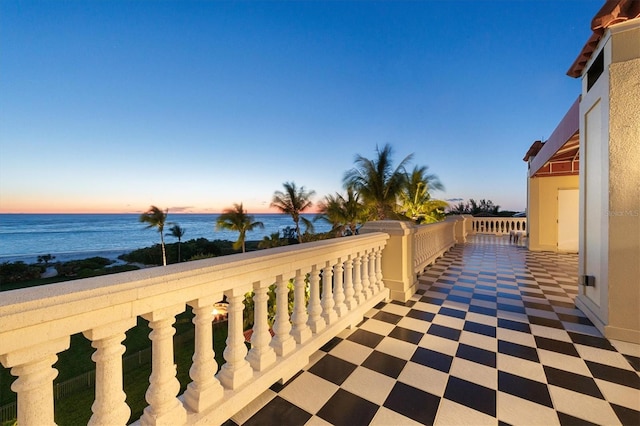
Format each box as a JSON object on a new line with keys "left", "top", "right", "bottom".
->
{"left": 0, "top": 233, "right": 389, "bottom": 426}
{"left": 413, "top": 221, "right": 456, "bottom": 275}
{"left": 470, "top": 217, "right": 527, "bottom": 235}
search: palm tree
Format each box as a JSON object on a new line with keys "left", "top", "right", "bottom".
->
{"left": 166, "top": 224, "right": 186, "bottom": 262}
{"left": 258, "top": 232, "right": 288, "bottom": 249}
{"left": 316, "top": 188, "right": 366, "bottom": 236}
{"left": 140, "top": 206, "right": 169, "bottom": 266}
{"left": 216, "top": 203, "right": 264, "bottom": 253}
{"left": 271, "top": 182, "right": 315, "bottom": 243}
{"left": 343, "top": 144, "right": 413, "bottom": 220}
{"left": 399, "top": 165, "right": 448, "bottom": 223}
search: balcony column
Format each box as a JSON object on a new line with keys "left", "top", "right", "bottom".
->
{"left": 0, "top": 337, "right": 70, "bottom": 426}
{"left": 352, "top": 255, "right": 364, "bottom": 305}
{"left": 218, "top": 291, "right": 253, "bottom": 389}
{"left": 360, "top": 250, "right": 372, "bottom": 299}
{"left": 333, "top": 259, "right": 348, "bottom": 317}
{"left": 343, "top": 256, "right": 357, "bottom": 310}
{"left": 83, "top": 319, "right": 136, "bottom": 425}
{"left": 247, "top": 282, "right": 277, "bottom": 371}
{"left": 184, "top": 297, "right": 223, "bottom": 413}
{"left": 291, "top": 270, "right": 312, "bottom": 344}
{"left": 140, "top": 305, "right": 187, "bottom": 426}
{"left": 321, "top": 262, "right": 338, "bottom": 325}
{"left": 271, "top": 275, "right": 296, "bottom": 356}
{"left": 307, "top": 265, "right": 326, "bottom": 333}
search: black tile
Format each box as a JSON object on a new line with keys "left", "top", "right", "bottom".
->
{"left": 320, "top": 336, "right": 342, "bottom": 352}
{"left": 407, "top": 309, "right": 435, "bottom": 322}
{"left": 549, "top": 300, "right": 575, "bottom": 309}
{"left": 430, "top": 285, "right": 452, "bottom": 294}
{"left": 439, "top": 307, "right": 466, "bottom": 319}
{"left": 456, "top": 343, "right": 496, "bottom": 368}
{"left": 534, "top": 336, "right": 579, "bottom": 357}
{"left": 444, "top": 376, "right": 496, "bottom": 417}
{"left": 447, "top": 294, "right": 472, "bottom": 304}
{"left": 437, "top": 278, "right": 456, "bottom": 285}
{"left": 557, "top": 411, "right": 599, "bottom": 426}
{"left": 543, "top": 366, "right": 604, "bottom": 398}
{"left": 452, "top": 284, "right": 473, "bottom": 294}
{"left": 458, "top": 278, "right": 477, "bottom": 284}
{"left": 557, "top": 313, "right": 593, "bottom": 326}
{"left": 308, "top": 354, "right": 357, "bottom": 386}
{"left": 411, "top": 347, "right": 454, "bottom": 373}
{"left": 585, "top": 360, "right": 640, "bottom": 389}
{"left": 521, "top": 291, "right": 545, "bottom": 299}
{"left": 384, "top": 382, "right": 440, "bottom": 425}
{"left": 611, "top": 403, "right": 640, "bottom": 426}
{"left": 346, "top": 329, "right": 384, "bottom": 349}
{"left": 523, "top": 300, "right": 554, "bottom": 311}
{"left": 389, "top": 326, "right": 424, "bottom": 345}
{"left": 244, "top": 396, "right": 312, "bottom": 426}
{"left": 362, "top": 350, "right": 407, "bottom": 379}
{"left": 568, "top": 332, "right": 616, "bottom": 350}
{"left": 624, "top": 354, "right": 640, "bottom": 372}
{"left": 497, "top": 318, "right": 531, "bottom": 333}
{"left": 372, "top": 310, "right": 403, "bottom": 325}
{"left": 476, "top": 284, "right": 496, "bottom": 292}
{"left": 269, "top": 370, "right": 303, "bottom": 392}
{"left": 374, "top": 301, "right": 386, "bottom": 309}
{"left": 420, "top": 296, "right": 444, "bottom": 305}
{"left": 528, "top": 316, "right": 563, "bottom": 329}
{"left": 498, "top": 340, "right": 539, "bottom": 363}
{"left": 498, "top": 371, "right": 553, "bottom": 408}
{"left": 463, "top": 321, "right": 496, "bottom": 338}
{"left": 473, "top": 293, "right": 498, "bottom": 302}
{"left": 316, "top": 389, "right": 378, "bottom": 426}
{"left": 220, "top": 419, "right": 239, "bottom": 426}
{"left": 469, "top": 305, "right": 497, "bottom": 317}
{"left": 427, "top": 324, "right": 461, "bottom": 341}
{"left": 497, "top": 292, "right": 521, "bottom": 300}
{"left": 478, "top": 277, "right": 497, "bottom": 284}
{"left": 498, "top": 303, "right": 526, "bottom": 314}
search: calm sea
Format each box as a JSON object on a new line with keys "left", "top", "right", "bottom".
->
{"left": 0, "top": 214, "right": 330, "bottom": 264}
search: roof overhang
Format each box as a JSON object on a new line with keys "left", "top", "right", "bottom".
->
{"left": 526, "top": 96, "right": 580, "bottom": 178}
{"left": 567, "top": 0, "right": 640, "bottom": 78}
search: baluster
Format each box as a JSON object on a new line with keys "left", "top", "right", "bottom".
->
{"left": 291, "top": 270, "right": 312, "bottom": 344}
{"left": 321, "top": 262, "right": 338, "bottom": 325}
{"left": 343, "top": 256, "right": 356, "bottom": 310}
{"left": 307, "top": 265, "right": 326, "bottom": 333}
{"left": 375, "top": 246, "right": 385, "bottom": 292}
{"left": 352, "top": 255, "right": 364, "bottom": 304}
{"left": 140, "top": 305, "right": 187, "bottom": 425}
{"left": 333, "top": 259, "right": 348, "bottom": 317}
{"left": 361, "top": 251, "right": 372, "bottom": 299}
{"left": 0, "top": 338, "right": 70, "bottom": 426}
{"left": 368, "top": 250, "right": 377, "bottom": 295}
{"left": 83, "top": 319, "right": 135, "bottom": 425}
{"left": 184, "top": 299, "right": 223, "bottom": 412}
{"left": 218, "top": 292, "right": 253, "bottom": 389}
{"left": 271, "top": 275, "right": 296, "bottom": 356}
{"left": 247, "top": 282, "right": 277, "bottom": 371}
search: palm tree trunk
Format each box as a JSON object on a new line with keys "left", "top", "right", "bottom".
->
{"left": 160, "top": 233, "right": 167, "bottom": 266}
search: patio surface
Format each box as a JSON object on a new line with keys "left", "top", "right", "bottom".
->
{"left": 226, "top": 236, "right": 640, "bottom": 425}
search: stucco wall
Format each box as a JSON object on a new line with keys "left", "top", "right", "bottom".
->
{"left": 606, "top": 25, "right": 640, "bottom": 343}
{"left": 527, "top": 175, "right": 579, "bottom": 252}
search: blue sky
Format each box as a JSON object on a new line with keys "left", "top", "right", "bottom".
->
{"left": 0, "top": 0, "right": 602, "bottom": 214}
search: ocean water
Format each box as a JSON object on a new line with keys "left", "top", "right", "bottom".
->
{"left": 0, "top": 214, "right": 330, "bottom": 264}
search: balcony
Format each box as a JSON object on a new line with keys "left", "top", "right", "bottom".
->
{"left": 1, "top": 217, "right": 638, "bottom": 425}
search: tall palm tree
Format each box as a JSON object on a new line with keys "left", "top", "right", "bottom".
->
{"left": 316, "top": 188, "right": 366, "bottom": 236}
{"left": 166, "top": 224, "right": 186, "bottom": 262}
{"left": 343, "top": 144, "right": 413, "bottom": 220}
{"left": 399, "top": 165, "right": 448, "bottom": 223}
{"left": 271, "top": 182, "right": 315, "bottom": 243}
{"left": 216, "top": 203, "right": 264, "bottom": 253}
{"left": 140, "top": 206, "right": 169, "bottom": 266}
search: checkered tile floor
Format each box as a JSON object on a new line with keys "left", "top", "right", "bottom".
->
{"left": 225, "top": 236, "right": 640, "bottom": 425}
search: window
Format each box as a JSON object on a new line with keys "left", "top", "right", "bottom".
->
{"left": 587, "top": 50, "right": 604, "bottom": 91}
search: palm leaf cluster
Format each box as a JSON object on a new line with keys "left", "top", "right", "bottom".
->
{"left": 216, "top": 203, "right": 264, "bottom": 253}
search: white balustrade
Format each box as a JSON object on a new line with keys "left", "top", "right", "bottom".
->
{"left": 0, "top": 221, "right": 470, "bottom": 426}
{"left": 413, "top": 221, "right": 456, "bottom": 275}
{"left": 470, "top": 217, "right": 527, "bottom": 235}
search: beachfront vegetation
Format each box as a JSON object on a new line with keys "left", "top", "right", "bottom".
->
{"left": 166, "top": 223, "right": 186, "bottom": 262}
{"left": 271, "top": 182, "right": 316, "bottom": 243}
{"left": 316, "top": 188, "right": 367, "bottom": 236}
{"left": 448, "top": 198, "right": 517, "bottom": 217}
{"left": 398, "top": 165, "right": 448, "bottom": 224}
{"left": 216, "top": 203, "right": 265, "bottom": 253}
{"left": 139, "top": 205, "right": 169, "bottom": 266}
{"left": 258, "top": 232, "right": 289, "bottom": 249}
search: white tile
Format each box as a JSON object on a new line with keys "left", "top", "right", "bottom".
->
{"left": 435, "top": 398, "right": 497, "bottom": 426}
{"left": 418, "top": 333, "right": 459, "bottom": 356}
{"left": 466, "top": 312, "right": 498, "bottom": 327}
{"left": 396, "top": 316, "right": 431, "bottom": 333}
{"left": 596, "top": 379, "right": 640, "bottom": 411}
{"left": 497, "top": 353, "right": 547, "bottom": 384}
{"left": 537, "top": 349, "right": 591, "bottom": 376}
{"left": 341, "top": 366, "right": 396, "bottom": 405}
{"left": 470, "top": 299, "right": 498, "bottom": 309}
{"left": 610, "top": 339, "right": 640, "bottom": 357}
{"left": 441, "top": 299, "right": 471, "bottom": 311}
{"left": 381, "top": 303, "right": 411, "bottom": 316}
{"left": 496, "top": 328, "right": 537, "bottom": 348}
{"left": 548, "top": 385, "right": 622, "bottom": 425}
{"left": 412, "top": 301, "right": 441, "bottom": 314}
{"left": 304, "top": 415, "right": 333, "bottom": 426}
{"left": 278, "top": 371, "right": 339, "bottom": 415}
{"left": 370, "top": 406, "right": 423, "bottom": 426}
{"left": 496, "top": 311, "right": 529, "bottom": 323}
{"left": 529, "top": 324, "right": 572, "bottom": 342}
{"left": 525, "top": 308, "right": 559, "bottom": 320}
{"left": 562, "top": 323, "right": 601, "bottom": 336}
{"left": 358, "top": 318, "right": 396, "bottom": 336}
{"left": 575, "top": 344, "right": 635, "bottom": 370}
{"left": 459, "top": 330, "right": 497, "bottom": 352}
{"left": 398, "top": 361, "right": 449, "bottom": 397}
{"left": 230, "top": 389, "right": 277, "bottom": 424}
{"left": 432, "top": 314, "right": 465, "bottom": 329}
{"left": 336, "top": 327, "right": 355, "bottom": 339}
{"left": 450, "top": 357, "right": 497, "bottom": 390}
{"left": 497, "top": 391, "right": 559, "bottom": 425}
{"left": 329, "top": 339, "right": 373, "bottom": 365}
{"left": 376, "top": 336, "right": 418, "bottom": 360}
